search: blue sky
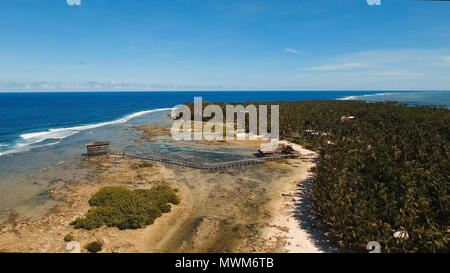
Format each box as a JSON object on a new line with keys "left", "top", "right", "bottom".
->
{"left": 0, "top": 0, "right": 449, "bottom": 91}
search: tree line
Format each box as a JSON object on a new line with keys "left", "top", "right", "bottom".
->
{"left": 185, "top": 100, "right": 449, "bottom": 252}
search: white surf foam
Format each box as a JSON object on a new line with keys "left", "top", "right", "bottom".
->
{"left": 1, "top": 108, "right": 172, "bottom": 157}
{"left": 337, "top": 92, "right": 396, "bottom": 101}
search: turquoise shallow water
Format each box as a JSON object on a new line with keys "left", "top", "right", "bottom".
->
{"left": 337, "top": 91, "right": 450, "bottom": 106}
{"left": 0, "top": 110, "right": 256, "bottom": 222}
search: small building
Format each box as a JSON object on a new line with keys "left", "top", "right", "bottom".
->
{"left": 258, "top": 144, "right": 295, "bottom": 156}
{"left": 340, "top": 115, "right": 355, "bottom": 122}
{"left": 86, "top": 141, "right": 110, "bottom": 156}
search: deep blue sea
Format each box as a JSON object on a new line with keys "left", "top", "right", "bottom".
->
{"left": 0, "top": 91, "right": 449, "bottom": 156}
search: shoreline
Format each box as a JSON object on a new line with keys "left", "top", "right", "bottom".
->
{"left": 0, "top": 128, "right": 329, "bottom": 253}
{"left": 261, "top": 141, "right": 331, "bottom": 253}
{"left": 0, "top": 108, "right": 173, "bottom": 157}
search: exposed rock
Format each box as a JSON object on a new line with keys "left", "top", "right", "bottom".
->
{"left": 192, "top": 216, "right": 220, "bottom": 248}
{"left": 48, "top": 188, "right": 63, "bottom": 199}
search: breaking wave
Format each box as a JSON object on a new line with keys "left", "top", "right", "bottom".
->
{"left": 0, "top": 108, "right": 172, "bottom": 157}
{"left": 337, "top": 92, "right": 396, "bottom": 101}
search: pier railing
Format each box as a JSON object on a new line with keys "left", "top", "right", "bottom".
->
{"left": 110, "top": 151, "right": 316, "bottom": 170}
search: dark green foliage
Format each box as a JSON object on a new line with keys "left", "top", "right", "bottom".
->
{"left": 63, "top": 234, "right": 74, "bottom": 242}
{"left": 85, "top": 241, "right": 102, "bottom": 253}
{"left": 138, "top": 161, "right": 153, "bottom": 168}
{"left": 131, "top": 161, "right": 153, "bottom": 169}
{"left": 186, "top": 100, "right": 449, "bottom": 253}
{"left": 71, "top": 185, "right": 180, "bottom": 230}
{"left": 135, "top": 185, "right": 181, "bottom": 206}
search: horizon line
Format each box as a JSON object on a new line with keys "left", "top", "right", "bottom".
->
{"left": 1, "top": 90, "right": 450, "bottom": 93}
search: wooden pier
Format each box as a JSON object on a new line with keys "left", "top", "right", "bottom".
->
{"left": 110, "top": 151, "right": 315, "bottom": 170}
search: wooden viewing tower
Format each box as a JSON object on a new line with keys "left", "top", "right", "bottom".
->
{"left": 86, "top": 141, "right": 110, "bottom": 156}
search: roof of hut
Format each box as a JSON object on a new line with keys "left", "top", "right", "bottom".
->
{"left": 85, "top": 141, "right": 110, "bottom": 147}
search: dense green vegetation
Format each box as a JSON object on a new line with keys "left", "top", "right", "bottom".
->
{"left": 136, "top": 161, "right": 153, "bottom": 168}
{"left": 186, "top": 100, "right": 449, "bottom": 252}
{"left": 71, "top": 185, "right": 180, "bottom": 230}
{"left": 85, "top": 241, "right": 102, "bottom": 253}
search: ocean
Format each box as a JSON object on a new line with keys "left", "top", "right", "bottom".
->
{"left": 1, "top": 91, "right": 448, "bottom": 156}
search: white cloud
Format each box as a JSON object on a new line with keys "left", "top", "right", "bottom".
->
{"left": 306, "top": 62, "right": 364, "bottom": 71}
{"left": 0, "top": 81, "right": 164, "bottom": 91}
{"left": 284, "top": 48, "right": 305, "bottom": 55}
{"left": 0, "top": 80, "right": 223, "bottom": 91}
{"left": 368, "top": 70, "right": 425, "bottom": 77}
{"left": 288, "top": 49, "right": 450, "bottom": 90}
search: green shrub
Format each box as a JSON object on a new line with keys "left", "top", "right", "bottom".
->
{"left": 63, "top": 234, "right": 74, "bottom": 242}
{"left": 138, "top": 161, "right": 153, "bottom": 168}
{"left": 85, "top": 241, "right": 102, "bottom": 253}
{"left": 71, "top": 210, "right": 104, "bottom": 230}
{"left": 131, "top": 161, "right": 153, "bottom": 169}
{"left": 71, "top": 185, "right": 180, "bottom": 230}
{"left": 135, "top": 184, "right": 181, "bottom": 207}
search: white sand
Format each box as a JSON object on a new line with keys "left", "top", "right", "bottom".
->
{"left": 263, "top": 140, "right": 328, "bottom": 253}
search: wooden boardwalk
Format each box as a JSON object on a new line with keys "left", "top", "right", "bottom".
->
{"left": 111, "top": 151, "right": 315, "bottom": 170}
